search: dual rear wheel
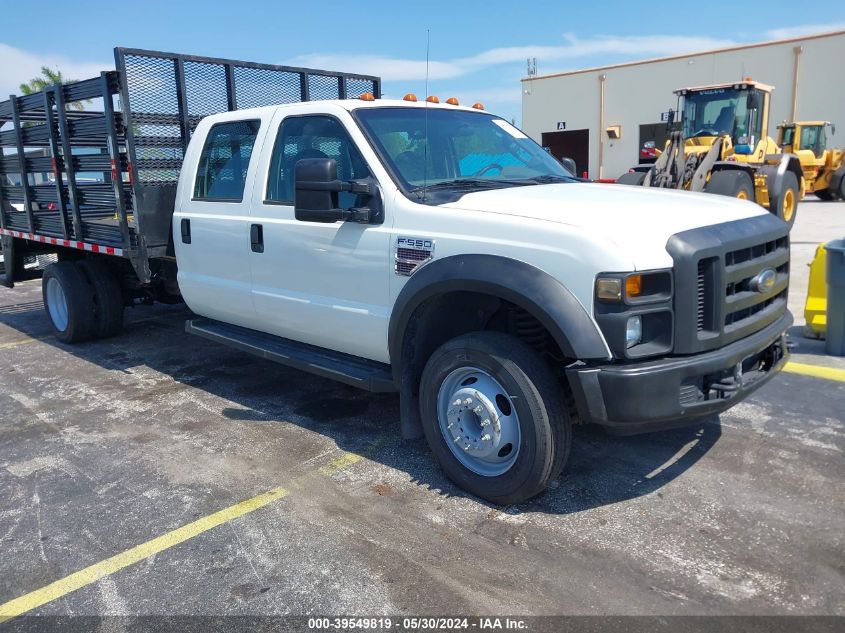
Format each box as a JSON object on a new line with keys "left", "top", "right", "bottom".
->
{"left": 42, "top": 260, "right": 124, "bottom": 343}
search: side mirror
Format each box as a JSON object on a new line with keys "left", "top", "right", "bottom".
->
{"left": 294, "top": 158, "right": 382, "bottom": 224}
{"left": 747, "top": 91, "right": 760, "bottom": 110}
{"left": 559, "top": 157, "right": 577, "bottom": 175}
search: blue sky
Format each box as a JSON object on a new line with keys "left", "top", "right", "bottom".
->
{"left": 1, "top": 0, "right": 843, "bottom": 124}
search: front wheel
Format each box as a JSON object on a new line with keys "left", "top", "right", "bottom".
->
{"left": 705, "top": 170, "right": 755, "bottom": 201}
{"left": 419, "top": 332, "right": 571, "bottom": 504}
{"left": 617, "top": 171, "right": 647, "bottom": 186}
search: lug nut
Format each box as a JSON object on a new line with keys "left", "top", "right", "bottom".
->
{"left": 480, "top": 419, "right": 491, "bottom": 427}
{"left": 481, "top": 433, "right": 491, "bottom": 441}
{"left": 464, "top": 398, "right": 473, "bottom": 405}
{"left": 474, "top": 405, "right": 483, "bottom": 414}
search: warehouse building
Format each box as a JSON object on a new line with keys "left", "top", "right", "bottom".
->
{"left": 521, "top": 29, "right": 845, "bottom": 180}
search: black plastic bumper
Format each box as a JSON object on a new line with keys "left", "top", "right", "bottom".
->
{"left": 566, "top": 311, "right": 792, "bottom": 435}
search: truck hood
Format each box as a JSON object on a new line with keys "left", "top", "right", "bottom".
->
{"left": 440, "top": 182, "right": 768, "bottom": 269}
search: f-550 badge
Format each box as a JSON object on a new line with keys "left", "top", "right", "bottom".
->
{"left": 395, "top": 236, "right": 434, "bottom": 276}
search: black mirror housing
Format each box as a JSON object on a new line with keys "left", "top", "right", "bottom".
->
{"left": 294, "top": 158, "right": 342, "bottom": 223}
{"left": 560, "top": 157, "right": 577, "bottom": 175}
{"left": 294, "top": 158, "right": 382, "bottom": 224}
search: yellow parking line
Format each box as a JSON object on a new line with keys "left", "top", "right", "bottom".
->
{"left": 0, "top": 336, "right": 42, "bottom": 350}
{"left": 0, "top": 447, "right": 374, "bottom": 623}
{"left": 784, "top": 362, "right": 845, "bottom": 383}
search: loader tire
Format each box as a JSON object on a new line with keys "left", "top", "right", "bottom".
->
{"left": 773, "top": 171, "right": 799, "bottom": 229}
{"left": 705, "top": 170, "right": 755, "bottom": 201}
{"left": 616, "top": 171, "right": 647, "bottom": 186}
{"left": 814, "top": 188, "right": 835, "bottom": 201}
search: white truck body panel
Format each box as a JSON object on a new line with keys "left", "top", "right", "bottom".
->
{"left": 173, "top": 99, "right": 778, "bottom": 366}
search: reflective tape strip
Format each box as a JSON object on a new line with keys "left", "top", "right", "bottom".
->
{"left": 0, "top": 227, "right": 122, "bottom": 257}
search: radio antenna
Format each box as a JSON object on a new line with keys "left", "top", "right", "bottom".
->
{"left": 422, "top": 28, "right": 430, "bottom": 201}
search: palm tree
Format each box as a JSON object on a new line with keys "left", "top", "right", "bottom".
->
{"left": 19, "top": 67, "right": 86, "bottom": 110}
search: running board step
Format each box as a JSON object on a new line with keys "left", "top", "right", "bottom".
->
{"left": 185, "top": 318, "right": 396, "bottom": 393}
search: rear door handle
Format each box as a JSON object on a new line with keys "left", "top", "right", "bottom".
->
{"left": 250, "top": 223, "right": 264, "bottom": 253}
{"left": 180, "top": 218, "right": 191, "bottom": 244}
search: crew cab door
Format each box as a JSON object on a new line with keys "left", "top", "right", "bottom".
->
{"left": 247, "top": 107, "right": 392, "bottom": 362}
{"left": 174, "top": 116, "right": 270, "bottom": 328}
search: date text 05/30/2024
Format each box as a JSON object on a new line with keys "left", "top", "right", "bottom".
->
{"left": 308, "top": 617, "right": 528, "bottom": 630}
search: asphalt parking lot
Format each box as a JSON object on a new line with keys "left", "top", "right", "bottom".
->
{"left": 0, "top": 197, "right": 843, "bottom": 622}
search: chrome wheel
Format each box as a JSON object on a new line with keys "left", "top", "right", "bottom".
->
{"left": 45, "top": 276, "right": 69, "bottom": 332}
{"left": 436, "top": 366, "right": 520, "bottom": 477}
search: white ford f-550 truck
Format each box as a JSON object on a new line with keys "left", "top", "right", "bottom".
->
{"left": 0, "top": 49, "right": 791, "bottom": 503}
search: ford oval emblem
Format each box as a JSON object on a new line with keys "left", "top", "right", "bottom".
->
{"left": 750, "top": 268, "right": 777, "bottom": 294}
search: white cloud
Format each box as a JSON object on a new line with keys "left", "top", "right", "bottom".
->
{"left": 765, "top": 23, "right": 845, "bottom": 40}
{"left": 288, "top": 33, "right": 739, "bottom": 81}
{"left": 0, "top": 43, "right": 107, "bottom": 98}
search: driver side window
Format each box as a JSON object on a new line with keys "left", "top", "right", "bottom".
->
{"left": 266, "top": 115, "right": 371, "bottom": 208}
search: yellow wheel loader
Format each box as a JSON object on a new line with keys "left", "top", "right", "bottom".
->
{"left": 618, "top": 80, "right": 804, "bottom": 228}
{"left": 777, "top": 121, "right": 845, "bottom": 201}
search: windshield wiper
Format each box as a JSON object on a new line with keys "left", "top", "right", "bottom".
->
{"left": 526, "top": 174, "right": 575, "bottom": 184}
{"left": 411, "top": 178, "right": 530, "bottom": 194}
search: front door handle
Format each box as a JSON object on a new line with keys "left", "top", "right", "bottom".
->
{"left": 180, "top": 218, "right": 191, "bottom": 244}
{"left": 250, "top": 223, "right": 264, "bottom": 253}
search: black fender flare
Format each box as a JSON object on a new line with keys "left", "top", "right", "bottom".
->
{"left": 388, "top": 254, "right": 610, "bottom": 381}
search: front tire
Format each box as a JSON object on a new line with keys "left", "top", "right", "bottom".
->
{"left": 617, "top": 171, "right": 647, "bottom": 186}
{"left": 419, "top": 332, "right": 571, "bottom": 504}
{"left": 705, "top": 170, "right": 755, "bottom": 201}
{"left": 42, "top": 261, "right": 96, "bottom": 343}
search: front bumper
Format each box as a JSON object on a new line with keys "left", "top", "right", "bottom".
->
{"left": 567, "top": 311, "right": 792, "bottom": 435}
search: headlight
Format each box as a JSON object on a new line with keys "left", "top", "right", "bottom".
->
{"left": 596, "top": 271, "right": 672, "bottom": 304}
{"left": 626, "top": 316, "right": 642, "bottom": 348}
{"left": 594, "top": 270, "right": 674, "bottom": 359}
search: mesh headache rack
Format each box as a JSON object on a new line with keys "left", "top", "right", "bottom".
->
{"left": 0, "top": 47, "right": 380, "bottom": 280}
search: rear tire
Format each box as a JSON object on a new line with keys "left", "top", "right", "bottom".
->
{"left": 79, "top": 259, "right": 124, "bottom": 338}
{"left": 42, "top": 261, "right": 96, "bottom": 343}
{"left": 773, "top": 171, "right": 799, "bottom": 229}
{"left": 617, "top": 171, "right": 647, "bottom": 186}
{"left": 705, "top": 170, "right": 754, "bottom": 201}
{"left": 419, "top": 331, "right": 571, "bottom": 505}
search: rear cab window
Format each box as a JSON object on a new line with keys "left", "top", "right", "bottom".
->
{"left": 194, "top": 120, "right": 261, "bottom": 201}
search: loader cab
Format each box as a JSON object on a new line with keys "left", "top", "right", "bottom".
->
{"left": 780, "top": 122, "right": 830, "bottom": 159}
{"left": 677, "top": 81, "right": 772, "bottom": 159}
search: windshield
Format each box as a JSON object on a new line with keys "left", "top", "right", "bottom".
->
{"left": 355, "top": 107, "right": 575, "bottom": 199}
{"left": 682, "top": 88, "right": 764, "bottom": 145}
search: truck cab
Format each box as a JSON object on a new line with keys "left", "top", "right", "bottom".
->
{"left": 174, "top": 96, "right": 792, "bottom": 504}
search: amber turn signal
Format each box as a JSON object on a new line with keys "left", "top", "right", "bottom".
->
{"left": 625, "top": 274, "right": 642, "bottom": 298}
